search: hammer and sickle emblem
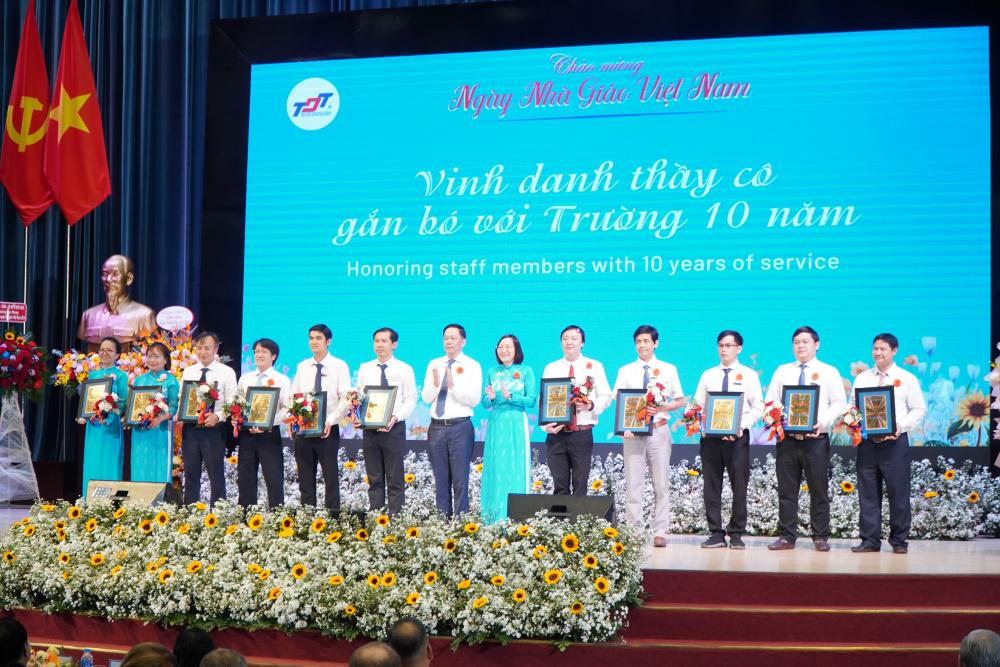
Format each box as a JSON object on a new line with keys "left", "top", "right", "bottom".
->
{"left": 5, "top": 96, "right": 48, "bottom": 152}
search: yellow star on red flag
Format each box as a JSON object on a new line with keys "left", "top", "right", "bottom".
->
{"left": 48, "top": 85, "right": 91, "bottom": 141}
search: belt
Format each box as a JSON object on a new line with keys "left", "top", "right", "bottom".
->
{"left": 564, "top": 424, "right": 594, "bottom": 432}
{"left": 788, "top": 432, "right": 829, "bottom": 441}
{"left": 430, "top": 416, "right": 470, "bottom": 427}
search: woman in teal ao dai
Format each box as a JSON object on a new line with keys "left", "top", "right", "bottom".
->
{"left": 481, "top": 334, "right": 537, "bottom": 523}
{"left": 130, "top": 342, "right": 179, "bottom": 483}
{"left": 79, "top": 337, "right": 129, "bottom": 492}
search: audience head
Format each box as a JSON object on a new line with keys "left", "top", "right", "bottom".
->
{"left": 120, "top": 642, "right": 175, "bottom": 667}
{"left": 199, "top": 648, "right": 247, "bottom": 667}
{"left": 959, "top": 629, "right": 1000, "bottom": 667}
{"left": 348, "top": 641, "right": 401, "bottom": 667}
{"left": 0, "top": 617, "right": 30, "bottom": 667}
{"left": 388, "top": 617, "right": 431, "bottom": 667}
{"left": 172, "top": 628, "right": 215, "bottom": 667}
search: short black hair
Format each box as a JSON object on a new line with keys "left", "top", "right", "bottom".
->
{"left": 387, "top": 617, "right": 428, "bottom": 662}
{"left": 147, "top": 342, "right": 172, "bottom": 371}
{"left": 442, "top": 323, "right": 466, "bottom": 339}
{"left": 172, "top": 627, "right": 215, "bottom": 667}
{"left": 792, "top": 326, "right": 819, "bottom": 343}
{"left": 494, "top": 334, "right": 525, "bottom": 365}
{"left": 252, "top": 338, "right": 280, "bottom": 362}
{"left": 99, "top": 336, "right": 122, "bottom": 355}
{"left": 633, "top": 325, "right": 659, "bottom": 343}
{"left": 873, "top": 333, "right": 899, "bottom": 350}
{"left": 309, "top": 324, "right": 333, "bottom": 341}
{"left": 561, "top": 324, "right": 585, "bottom": 342}
{"left": 0, "top": 616, "right": 28, "bottom": 664}
{"left": 193, "top": 331, "right": 219, "bottom": 347}
{"left": 717, "top": 330, "right": 743, "bottom": 346}
{"left": 374, "top": 327, "right": 399, "bottom": 343}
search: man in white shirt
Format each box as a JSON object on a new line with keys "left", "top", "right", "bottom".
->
{"left": 355, "top": 327, "right": 417, "bottom": 516}
{"left": 290, "top": 324, "right": 351, "bottom": 513}
{"left": 612, "top": 325, "right": 686, "bottom": 547}
{"left": 179, "top": 330, "right": 238, "bottom": 505}
{"left": 850, "top": 333, "right": 927, "bottom": 555}
{"left": 541, "top": 325, "right": 612, "bottom": 496}
{"left": 421, "top": 323, "right": 482, "bottom": 517}
{"left": 693, "top": 329, "right": 763, "bottom": 550}
{"left": 765, "top": 326, "right": 847, "bottom": 552}
{"left": 236, "top": 338, "right": 291, "bottom": 508}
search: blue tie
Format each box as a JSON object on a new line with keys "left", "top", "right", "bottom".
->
{"left": 199, "top": 367, "right": 209, "bottom": 383}
{"left": 798, "top": 364, "right": 807, "bottom": 385}
{"left": 313, "top": 363, "right": 323, "bottom": 393}
{"left": 378, "top": 363, "right": 389, "bottom": 388}
{"left": 722, "top": 368, "right": 731, "bottom": 392}
{"left": 642, "top": 364, "right": 650, "bottom": 388}
{"left": 435, "top": 359, "right": 455, "bottom": 417}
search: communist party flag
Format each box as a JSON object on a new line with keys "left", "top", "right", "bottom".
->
{"left": 0, "top": 0, "right": 53, "bottom": 226}
{"left": 43, "top": 0, "right": 111, "bottom": 225}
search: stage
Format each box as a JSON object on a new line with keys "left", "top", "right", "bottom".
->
{"left": 4, "top": 505, "right": 996, "bottom": 667}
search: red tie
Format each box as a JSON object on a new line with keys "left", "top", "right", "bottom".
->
{"left": 568, "top": 363, "right": 577, "bottom": 431}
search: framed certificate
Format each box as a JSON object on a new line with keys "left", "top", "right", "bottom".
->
{"left": 125, "top": 385, "right": 163, "bottom": 427}
{"left": 360, "top": 385, "right": 397, "bottom": 429}
{"left": 614, "top": 389, "right": 653, "bottom": 436}
{"left": 245, "top": 386, "right": 281, "bottom": 429}
{"left": 538, "top": 377, "right": 573, "bottom": 425}
{"left": 178, "top": 380, "right": 217, "bottom": 425}
{"left": 703, "top": 391, "right": 744, "bottom": 437}
{"left": 79, "top": 377, "right": 114, "bottom": 420}
{"left": 855, "top": 386, "right": 896, "bottom": 438}
{"left": 297, "top": 391, "right": 327, "bottom": 438}
{"left": 781, "top": 385, "right": 820, "bottom": 436}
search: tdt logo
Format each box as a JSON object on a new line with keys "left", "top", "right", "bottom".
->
{"left": 287, "top": 77, "right": 339, "bottom": 130}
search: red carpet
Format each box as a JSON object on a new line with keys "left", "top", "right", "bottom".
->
{"left": 11, "top": 569, "right": 999, "bottom": 666}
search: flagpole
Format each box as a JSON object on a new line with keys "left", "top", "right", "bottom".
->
{"left": 64, "top": 223, "right": 71, "bottom": 327}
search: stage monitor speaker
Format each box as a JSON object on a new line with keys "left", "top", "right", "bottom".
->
{"left": 86, "top": 480, "right": 182, "bottom": 508}
{"left": 507, "top": 493, "right": 616, "bottom": 525}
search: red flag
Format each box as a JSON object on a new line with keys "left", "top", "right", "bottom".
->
{"left": 43, "top": 0, "right": 111, "bottom": 225}
{"left": 0, "top": 0, "right": 53, "bottom": 226}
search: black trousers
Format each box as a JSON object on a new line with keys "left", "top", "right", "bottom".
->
{"left": 295, "top": 426, "right": 340, "bottom": 512}
{"left": 182, "top": 424, "right": 226, "bottom": 505}
{"left": 775, "top": 435, "right": 831, "bottom": 541}
{"left": 545, "top": 428, "right": 593, "bottom": 496}
{"left": 856, "top": 433, "right": 912, "bottom": 548}
{"left": 700, "top": 432, "right": 750, "bottom": 538}
{"left": 362, "top": 421, "right": 405, "bottom": 515}
{"left": 237, "top": 427, "right": 284, "bottom": 508}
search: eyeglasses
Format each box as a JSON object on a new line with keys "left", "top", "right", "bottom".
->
{"left": 717, "top": 343, "right": 738, "bottom": 349}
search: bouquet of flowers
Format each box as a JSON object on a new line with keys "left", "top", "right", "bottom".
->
{"left": 90, "top": 392, "right": 120, "bottom": 425}
{"left": 224, "top": 392, "right": 248, "bottom": 437}
{"left": 285, "top": 392, "right": 320, "bottom": 436}
{"left": 681, "top": 400, "right": 703, "bottom": 436}
{"left": 0, "top": 330, "right": 49, "bottom": 403}
{"left": 196, "top": 382, "right": 220, "bottom": 427}
{"left": 841, "top": 405, "right": 864, "bottom": 446}
{"left": 52, "top": 349, "right": 101, "bottom": 395}
{"left": 337, "top": 386, "right": 366, "bottom": 424}
{"left": 571, "top": 375, "right": 595, "bottom": 405}
{"left": 761, "top": 400, "right": 786, "bottom": 442}
{"left": 636, "top": 381, "right": 671, "bottom": 423}
{"left": 137, "top": 392, "right": 170, "bottom": 429}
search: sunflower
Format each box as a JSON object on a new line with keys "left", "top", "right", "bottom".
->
{"left": 57, "top": 552, "right": 70, "bottom": 565}
{"left": 115, "top": 550, "right": 128, "bottom": 560}
{"left": 473, "top": 596, "right": 489, "bottom": 609}
{"left": 424, "top": 571, "right": 438, "bottom": 585}
{"left": 544, "top": 569, "right": 563, "bottom": 585}
{"left": 924, "top": 490, "right": 938, "bottom": 499}
{"left": 56, "top": 528, "right": 67, "bottom": 541}
{"left": 83, "top": 518, "right": 97, "bottom": 532}
{"left": 464, "top": 522, "right": 480, "bottom": 534}
{"left": 943, "top": 469, "right": 956, "bottom": 481}
{"left": 139, "top": 519, "right": 153, "bottom": 534}
{"left": 612, "top": 542, "right": 625, "bottom": 555}
{"left": 533, "top": 545, "right": 548, "bottom": 559}
{"left": 381, "top": 572, "right": 397, "bottom": 587}
{"left": 110, "top": 566, "right": 122, "bottom": 576}
{"left": 532, "top": 480, "right": 543, "bottom": 490}
{"left": 37, "top": 503, "right": 56, "bottom": 512}
{"left": 591, "top": 479, "right": 604, "bottom": 491}
{"left": 247, "top": 514, "right": 264, "bottom": 530}
{"left": 154, "top": 511, "right": 170, "bottom": 526}
{"left": 259, "top": 569, "right": 271, "bottom": 580}
{"left": 490, "top": 575, "right": 505, "bottom": 586}
{"left": 225, "top": 524, "right": 238, "bottom": 536}
{"left": 327, "top": 531, "right": 343, "bottom": 543}
{"left": 195, "top": 501, "right": 207, "bottom": 511}
{"left": 687, "top": 468, "right": 700, "bottom": 477}
{"left": 443, "top": 538, "right": 457, "bottom": 553}
{"left": 594, "top": 577, "right": 610, "bottom": 594}
{"left": 368, "top": 574, "right": 381, "bottom": 589}
{"left": 278, "top": 527, "right": 294, "bottom": 539}
{"left": 969, "top": 491, "right": 981, "bottom": 504}
{"left": 840, "top": 481, "right": 856, "bottom": 494}
{"left": 187, "top": 561, "right": 203, "bottom": 574}
{"left": 406, "top": 592, "right": 421, "bottom": 605}
{"left": 328, "top": 575, "right": 344, "bottom": 586}
{"left": 801, "top": 484, "right": 809, "bottom": 492}
{"left": 570, "top": 601, "right": 584, "bottom": 615}
{"left": 376, "top": 514, "right": 390, "bottom": 527}
{"left": 344, "top": 460, "right": 357, "bottom": 470}
{"left": 67, "top": 506, "right": 82, "bottom": 519}
{"left": 956, "top": 389, "right": 990, "bottom": 433}
{"left": 512, "top": 588, "right": 527, "bottom": 603}
{"left": 291, "top": 563, "right": 307, "bottom": 580}
{"left": 280, "top": 516, "right": 294, "bottom": 530}
{"left": 22, "top": 525, "right": 35, "bottom": 537}
{"left": 246, "top": 563, "right": 262, "bottom": 574}
{"left": 356, "top": 529, "right": 369, "bottom": 541}
{"left": 404, "top": 473, "right": 416, "bottom": 484}
{"left": 583, "top": 554, "right": 598, "bottom": 569}
{"left": 561, "top": 534, "right": 579, "bottom": 553}
{"left": 113, "top": 507, "right": 127, "bottom": 519}
{"left": 311, "top": 518, "right": 327, "bottom": 533}
{"left": 406, "top": 527, "right": 421, "bottom": 539}
{"left": 227, "top": 455, "right": 238, "bottom": 465}
{"left": 2, "top": 332, "right": 13, "bottom": 340}
{"left": 344, "top": 604, "right": 357, "bottom": 616}
{"left": 268, "top": 587, "right": 282, "bottom": 601}
{"left": 203, "top": 514, "right": 218, "bottom": 528}
{"left": 90, "top": 553, "right": 106, "bottom": 566}
{"left": 456, "top": 579, "right": 471, "bottom": 590}
{"left": 158, "top": 569, "right": 174, "bottom": 584}
{"left": 364, "top": 475, "right": 369, "bottom": 484}
{"left": 53, "top": 520, "right": 66, "bottom": 530}
{"left": 516, "top": 524, "right": 531, "bottom": 537}
{"left": 63, "top": 571, "right": 71, "bottom": 581}
{"left": 2, "top": 551, "right": 14, "bottom": 564}
{"left": 475, "top": 463, "right": 483, "bottom": 473}
{"left": 603, "top": 527, "right": 619, "bottom": 539}
{"left": 177, "top": 524, "right": 191, "bottom": 535}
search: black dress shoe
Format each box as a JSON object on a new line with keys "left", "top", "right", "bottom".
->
{"left": 767, "top": 538, "right": 795, "bottom": 551}
{"left": 892, "top": 545, "right": 908, "bottom": 555}
{"left": 850, "top": 543, "right": 879, "bottom": 553}
{"left": 813, "top": 538, "right": 831, "bottom": 552}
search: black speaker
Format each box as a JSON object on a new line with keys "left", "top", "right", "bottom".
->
{"left": 86, "top": 480, "right": 182, "bottom": 507}
{"left": 507, "top": 493, "right": 616, "bottom": 525}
